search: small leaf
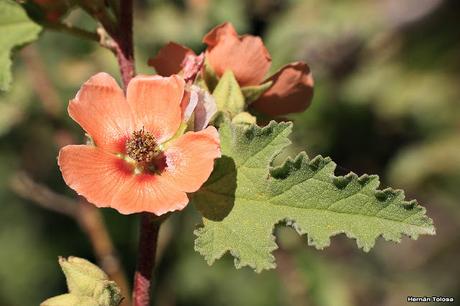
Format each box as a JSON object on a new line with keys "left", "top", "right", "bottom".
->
{"left": 212, "top": 70, "right": 245, "bottom": 116}
{"left": 0, "top": 0, "right": 42, "bottom": 91}
{"left": 193, "top": 121, "right": 435, "bottom": 272}
{"left": 242, "top": 81, "right": 273, "bottom": 104}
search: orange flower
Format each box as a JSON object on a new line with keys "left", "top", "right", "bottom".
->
{"left": 149, "top": 22, "right": 314, "bottom": 116}
{"left": 58, "top": 73, "right": 221, "bottom": 215}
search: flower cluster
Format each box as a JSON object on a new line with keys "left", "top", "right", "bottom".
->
{"left": 149, "top": 22, "right": 314, "bottom": 116}
{"left": 58, "top": 22, "right": 314, "bottom": 215}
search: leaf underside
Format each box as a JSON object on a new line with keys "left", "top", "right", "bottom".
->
{"left": 193, "top": 121, "right": 435, "bottom": 272}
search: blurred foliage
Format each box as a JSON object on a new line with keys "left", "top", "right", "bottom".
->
{"left": 0, "top": 0, "right": 41, "bottom": 91}
{"left": 0, "top": 0, "right": 459, "bottom": 306}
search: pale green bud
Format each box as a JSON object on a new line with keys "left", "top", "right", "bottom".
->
{"left": 95, "top": 281, "right": 123, "bottom": 306}
{"left": 41, "top": 257, "right": 123, "bottom": 306}
{"left": 41, "top": 294, "right": 99, "bottom": 306}
{"left": 232, "top": 112, "right": 257, "bottom": 125}
{"left": 59, "top": 256, "right": 108, "bottom": 296}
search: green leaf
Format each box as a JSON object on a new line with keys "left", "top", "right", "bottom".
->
{"left": 212, "top": 70, "right": 245, "bottom": 116}
{"left": 241, "top": 81, "right": 272, "bottom": 104}
{"left": 0, "top": 0, "right": 41, "bottom": 91}
{"left": 193, "top": 121, "right": 435, "bottom": 272}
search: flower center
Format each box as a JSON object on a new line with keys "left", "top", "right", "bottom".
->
{"left": 125, "top": 129, "right": 161, "bottom": 164}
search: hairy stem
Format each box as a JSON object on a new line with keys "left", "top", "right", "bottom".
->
{"left": 112, "top": 0, "right": 135, "bottom": 89}
{"left": 133, "top": 214, "right": 162, "bottom": 306}
{"left": 100, "top": 2, "right": 161, "bottom": 305}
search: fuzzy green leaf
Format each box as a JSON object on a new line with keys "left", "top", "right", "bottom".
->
{"left": 0, "top": 0, "right": 41, "bottom": 91}
{"left": 193, "top": 121, "right": 435, "bottom": 272}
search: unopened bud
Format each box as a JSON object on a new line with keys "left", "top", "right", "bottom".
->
{"left": 59, "top": 256, "right": 108, "bottom": 296}
{"left": 41, "top": 257, "right": 123, "bottom": 306}
{"left": 41, "top": 293, "right": 99, "bottom": 306}
{"left": 232, "top": 112, "right": 257, "bottom": 125}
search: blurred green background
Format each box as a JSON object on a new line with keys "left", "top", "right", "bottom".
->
{"left": 1, "top": 0, "right": 459, "bottom": 305}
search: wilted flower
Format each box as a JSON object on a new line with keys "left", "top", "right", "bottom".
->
{"left": 58, "top": 73, "right": 220, "bottom": 215}
{"left": 149, "top": 22, "right": 314, "bottom": 116}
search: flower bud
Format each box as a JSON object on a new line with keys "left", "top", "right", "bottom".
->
{"left": 41, "top": 293, "right": 99, "bottom": 306}
{"left": 232, "top": 112, "right": 257, "bottom": 125}
{"left": 181, "top": 85, "right": 217, "bottom": 131}
{"left": 41, "top": 257, "right": 123, "bottom": 306}
{"left": 59, "top": 256, "right": 108, "bottom": 296}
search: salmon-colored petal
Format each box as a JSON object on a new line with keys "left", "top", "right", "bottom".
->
{"left": 162, "top": 126, "right": 221, "bottom": 192}
{"left": 58, "top": 145, "right": 132, "bottom": 208}
{"left": 126, "top": 75, "right": 185, "bottom": 142}
{"left": 203, "top": 22, "right": 238, "bottom": 45}
{"left": 203, "top": 22, "right": 271, "bottom": 87}
{"left": 68, "top": 73, "right": 133, "bottom": 152}
{"left": 147, "top": 42, "right": 196, "bottom": 76}
{"left": 251, "top": 62, "right": 314, "bottom": 116}
{"left": 112, "top": 174, "right": 189, "bottom": 215}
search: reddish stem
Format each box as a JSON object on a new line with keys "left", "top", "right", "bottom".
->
{"left": 96, "top": 2, "right": 161, "bottom": 304}
{"left": 133, "top": 213, "right": 162, "bottom": 306}
{"left": 111, "top": 0, "right": 135, "bottom": 88}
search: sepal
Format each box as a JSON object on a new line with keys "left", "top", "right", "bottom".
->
{"left": 212, "top": 70, "right": 245, "bottom": 117}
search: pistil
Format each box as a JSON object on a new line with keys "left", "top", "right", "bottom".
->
{"left": 125, "top": 129, "right": 163, "bottom": 173}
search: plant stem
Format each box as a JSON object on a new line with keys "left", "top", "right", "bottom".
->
{"left": 102, "top": 2, "right": 160, "bottom": 305}
{"left": 112, "top": 0, "right": 135, "bottom": 89}
{"left": 133, "top": 213, "right": 162, "bottom": 306}
{"left": 80, "top": 0, "right": 135, "bottom": 88}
